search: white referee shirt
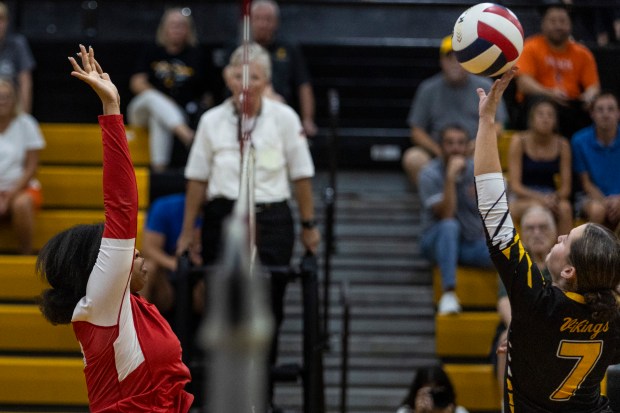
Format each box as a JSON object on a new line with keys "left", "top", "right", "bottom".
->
{"left": 185, "top": 97, "right": 315, "bottom": 203}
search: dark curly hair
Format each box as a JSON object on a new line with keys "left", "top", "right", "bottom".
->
{"left": 36, "top": 223, "right": 104, "bottom": 325}
{"left": 569, "top": 223, "right": 620, "bottom": 322}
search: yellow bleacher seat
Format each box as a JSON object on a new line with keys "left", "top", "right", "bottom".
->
{"left": 433, "top": 266, "right": 498, "bottom": 308}
{"left": 0, "top": 304, "right": 78, "bottom": 352}
{"left": 0, "top": 356, "right": 87, "bottom": 405}
{"left": 0, "top": 210, "right": 145, "bottom": 252}
{"left": 37, "top": 165, "right": 150, "bottom": 209}
{"left": 0, "top": 255, "right": 44, "bottom": 301}
{"left": 444, "top": 363, "right": 501, "bottom": 411}
{"left": 436, "top": 312, "right": 500, "bottom": 358}
{"left": 39, "top": 123, "right": 150, "bottom": 166}
{"left": 498, "top": 130, "right": 514, "bottom": 172}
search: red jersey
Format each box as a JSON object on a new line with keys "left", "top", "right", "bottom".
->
{"left": 71, "top": 115, "right": 193, "bottom": 412}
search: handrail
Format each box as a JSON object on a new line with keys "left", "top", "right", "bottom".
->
{"left": 339, "top": 280, "right": 350, "bottom": 413}
{"left": 323, "top": 88, "right": 340, "bottom": 347}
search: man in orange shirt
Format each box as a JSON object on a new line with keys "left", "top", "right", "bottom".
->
{"left": 516, "top": 4, "right": 600, "bottom": 138}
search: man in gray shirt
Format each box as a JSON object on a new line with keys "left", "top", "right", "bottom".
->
{"left": 402, "top": 35, "right": 507, "bottom": 186}
{"left": 418, "top": 125, "right": 494, "bottom": 314}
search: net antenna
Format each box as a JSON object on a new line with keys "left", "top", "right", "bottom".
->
{"left": 235, "top": 0, "right": 257, "bottom": 265}
{"left": 201, "top": 0, "right": 274, "bottom": 412}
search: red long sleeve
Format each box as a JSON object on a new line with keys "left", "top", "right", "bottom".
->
{"left": 99, "top": 114, "right": 138, "bottom": 240}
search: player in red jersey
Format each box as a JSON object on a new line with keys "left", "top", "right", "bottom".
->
{"left": 37, "top": 45, "right": 193, "bottom": 412}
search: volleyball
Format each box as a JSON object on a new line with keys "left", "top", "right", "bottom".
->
{"left": 452, "top": 3, "right": 524, "bottom": 77}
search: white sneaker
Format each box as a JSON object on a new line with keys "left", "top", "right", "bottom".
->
{"left": 438, "top": 291, "right": 462, "bottom": 315}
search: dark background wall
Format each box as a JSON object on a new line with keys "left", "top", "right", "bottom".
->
{"left": 5, "top": 0, "right": 620, "bottom": 166}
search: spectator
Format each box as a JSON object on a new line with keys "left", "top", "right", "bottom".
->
{"left": 141, "top": 192, "right": 203, "bottom": 317}
{"left": 177, "top": 43, "right": 320, "bottom": 411}
{"left": 128, "top": 7, "right": 212, "bottom": 172}
{"left": 396, "top": 365, "right": 469, "bottom": 413}
{"left": 249, "top": 0, "right": 318, "bottom": 137}
{"left": 507, "top": 98, "right": 573, "bottom": 235}
{"left": 493, "top": 206, "right": 557, "bottom": 404}
{"left": 0, "top": 78, "right": 44, "bottom": 254}
{"left": 418, "top": 125, "right": 494, "bottom": 315}
{"left": 572, "top": 92, "right": 620, "bottom": 231}
{"left": 516, "top": 3, "right": 600, "bottom": 139}
{"left": 402, "top": 35, "right": 507, "bottom": 186}
{"left": 0, "top": 2, "right": 35, "bottom": 114}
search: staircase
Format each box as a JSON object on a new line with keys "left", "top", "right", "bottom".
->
{"left": 274, "top": 170, "right": 438, "bottom": 413}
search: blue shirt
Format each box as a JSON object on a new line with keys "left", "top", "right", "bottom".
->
{"left": 572, "top": 125, "right": 620, "bottom": 196}
{"left": 145, "top": 193, "right": 188, "bottom": 255}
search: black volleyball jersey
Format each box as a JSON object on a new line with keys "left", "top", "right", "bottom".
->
{"left": 476, "top": 173, "right": 620, "bottom": 413}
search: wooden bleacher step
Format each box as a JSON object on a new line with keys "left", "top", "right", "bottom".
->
{"left": 37, "top": 166, "right": 150, "bottom": 209}
{"left": 0, "top": 255, "right": 44, "bottom": 302}
{"left": 444, "top": 363, "right": 501, "bottom": 411}
{"left": 0, "top": 210, "right": 146, "bottom": 252}
{"left": 435, "top": 312, "right": 500, "bottom": 358}
{"left": 0, "top": 356, "right": 87, "bottom": 405}
{"left": 0, "top": 304, "right": 78, "bottom": 352}
{"left": 433, "top": 266, "right": 498, "bottom": 308}
{"left": 39, "top": 123, "right": 149, "bottom": 166}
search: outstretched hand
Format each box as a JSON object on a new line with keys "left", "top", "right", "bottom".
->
{"left": 477, "top": 68, "right": 516, "bottom": 121}
{"left": 68, "top": 45, "right": 120, "bottom": 115}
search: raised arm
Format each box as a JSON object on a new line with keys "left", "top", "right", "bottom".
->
{"left": 474, "top": 69, "right": 516, "bottom": 251}
{"left": 69, "top": 45, "right": 138, "bottom": 325}
{"left": 474, "top": 69, "right": 515, "bottom": 176}
{"left": 69, "top": 45, "right": 137, "bottom": 239}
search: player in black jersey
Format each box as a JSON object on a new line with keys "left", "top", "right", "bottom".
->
{"left": 473, "top": 68, "right": 620, "bottom": 413}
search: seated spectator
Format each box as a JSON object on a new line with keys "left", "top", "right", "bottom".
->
{"left": 507, "top": 98, "right": 573, "bottom": 235}
{"left": 128, "top": 8, "right": 212, "bottom": 172}
{"left": 141, "top": 192, "right": 202, "bottom": 317}
{"left": 402, "top": 35, "right": 507, "bottom": 186}
{"left": 492, "top": 205, "right": 556, "bottom": 405}
{"left": 0, "top": 78, "right": 44, "bottom": 254}
{"left": 515, "top": 3, "right": 600, "bottom": 139}
{"left": 572, "top": 92, "right": 620, "bottom": 231}
{"left": 397, "top": 365, "right": 469, "bottom": 413}
{"left": 418, "top": 125, "right": 493, "bottom": 314}
{"left": 0, "top": 2, "right": 36, "bottom": 114}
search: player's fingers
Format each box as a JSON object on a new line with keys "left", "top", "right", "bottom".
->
{"left": 88, "top": 46, "right": 96, "bottom": 72}
{"left": 67, "top": 56, "right": 83, "bottom": 73}
{"left": 94, "top": 59, "right": 104, "bottom": 75}
{"left": 78, "top": 44, "right": 91, "bottom": 72}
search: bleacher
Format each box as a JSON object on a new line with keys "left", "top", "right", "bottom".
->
{"left": 0, "top": 123, "right": 149, "bottom": 411}
{"left": 2, "top": 1, "right": 620, "bottom": 411}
